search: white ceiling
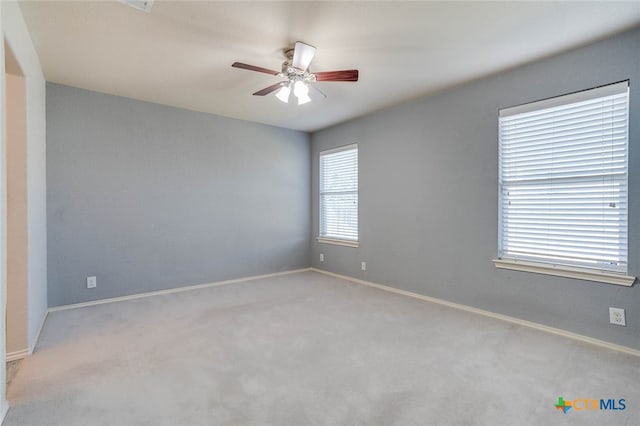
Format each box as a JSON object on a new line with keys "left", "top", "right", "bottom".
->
{"left": 18, "top": 1, "right": 640, "bottom": 132}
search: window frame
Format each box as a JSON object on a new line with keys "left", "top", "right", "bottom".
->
{"left": 318, "top": 144, "right": 359, "bottom": 247}
{"left": 493, "top": 82, "right": 635, "bottom": 286}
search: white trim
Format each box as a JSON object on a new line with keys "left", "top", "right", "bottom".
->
{"left": 5, "top": 311, "right": 48, "bottom": 362}
{"left": 316, "top": 237, "right": 359, "bottom": 248}
{"left": 493, "top": 258, "right": 635, "bottom": 287}
{"left": 319, "top": 143, "right": 357, "bottom": 156}
{"left": 311, "top": 268, "right": 640, "bottom": 358}
{"left": 48, "top": 268, "right": 312, "bottom": 312}
{"left": 6, "top": 349, "right": 30, "bottom": 362}
{"left": 30, "top": 310, "right": 48, "bottom": 353}
{"left": 500, "top": 80, "right": 628, "bottom": 117}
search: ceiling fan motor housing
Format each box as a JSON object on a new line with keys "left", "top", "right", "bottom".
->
{"left": 281, "top": 46, "right": 316, "bottom": 81}
{"left": 231, "top": 40, "right": 357, "bottom": 98}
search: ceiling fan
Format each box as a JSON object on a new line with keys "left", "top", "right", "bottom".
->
{"left": 232, "top": 41, "right": 359, "bottom": 105}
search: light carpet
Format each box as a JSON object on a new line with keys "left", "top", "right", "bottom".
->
{"left": 4, "top": 271, "right": 639, "bottom": 425}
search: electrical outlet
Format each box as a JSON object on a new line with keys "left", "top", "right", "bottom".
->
{"left": 361, "top": 261, "right": 366, "bottom": 271}
{"left": 609, "top": 307, "right": 626, "bottom": 326}
{"left": 320, "top": 253, "right": 324, "bottom": 262}
{"left": 87, "top": 276, "right": 97, "bottom": 289}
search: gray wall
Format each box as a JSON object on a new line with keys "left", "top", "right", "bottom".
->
{"left": 47, "top": 84, "right": 310, "bottom": 307}
{"left": 311, "top": 27, "right": 640, "bottom": 350}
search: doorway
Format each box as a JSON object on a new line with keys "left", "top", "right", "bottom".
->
{"left": 4, "top": 40, "right": 28, "bottom": 382}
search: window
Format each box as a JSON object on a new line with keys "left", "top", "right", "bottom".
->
{"left": 319, "top": 144, "right": 358, "bottom": 246}
{"left": 496, "top": 81, "right": 634, "bottom": 286}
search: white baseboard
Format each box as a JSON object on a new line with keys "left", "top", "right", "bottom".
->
{"left": 49, "top": 268, "right": 313, "bottom": 313}
{"left": 312, "top": 268, "right": 640, "bottom": 358}
{"left": 6, "top": 348, "right": 30, "bottom": 362}
{"left": 6, "top": 310, "right": 49, "bottom": 362}
{"left": 30, "top": 310, "right": 49, "bottom": 354}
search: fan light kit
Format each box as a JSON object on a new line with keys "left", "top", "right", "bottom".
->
{"left": 232, "top": 41, "right": 358, "bottom": 105}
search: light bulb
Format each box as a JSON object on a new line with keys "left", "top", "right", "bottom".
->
{"left": 293, "top": 80, "right": 308, "bottom": 97}
{"left": 294, "top": 81, "right": 311, "bottom": 105}
{"left": 275, "top": 85, "right": 290, "bottom": 103}
{"left": 297, "top": 93, "right": 311, "bottom": 105}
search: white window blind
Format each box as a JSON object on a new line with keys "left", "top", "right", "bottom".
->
{"left": 498, "top": 81, "right": 629, "bottom": 273}
{"left": 319, "top": 144, "right": 358, "bottom": 242}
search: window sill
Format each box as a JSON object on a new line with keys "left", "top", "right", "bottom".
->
{"left": 493, "top": 258, "right": 635, "bottom": 287}
{"left": 317, "top": 237, "right": 359, "bottom": 248}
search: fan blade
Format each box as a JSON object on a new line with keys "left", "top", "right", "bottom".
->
{"left": 315, "top": 70, "right": 359, "bottom": 82}
{"left": 292, "top": 41, "right": 316, "bottom": 71}
{"left": 232, "top": 62, "right": 279, "bottom": 76}
{"left": 307, "top": 84, "right": 327, "bottom": 99}
{"left": 253, "top": 81, "right": 288, "bottom": 96}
